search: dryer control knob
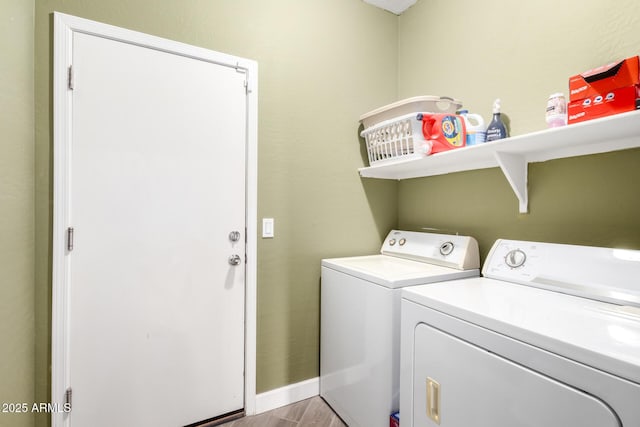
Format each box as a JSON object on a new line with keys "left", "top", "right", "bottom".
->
{"left": 505, "top": 249, "right": 526, "bottom": 268}
{"left": 389, "top": 239, "right": 396, "bottom": 246}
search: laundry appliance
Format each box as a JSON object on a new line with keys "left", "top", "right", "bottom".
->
{"left": 400, "top": 239, "right": 640, "bottom": 426}
{"left": 321, "top": 230, "right": 480, "bottom": 427}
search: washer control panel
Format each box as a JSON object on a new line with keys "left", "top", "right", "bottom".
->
{"left": 381, "top": 230, "right": 480, "bottom": 270}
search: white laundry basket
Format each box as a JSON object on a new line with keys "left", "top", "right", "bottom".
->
{"left": 361, "top": 113, "right": 428, "bottom": 165}
{"left": 359, "top": 96, "right": 462, "bottom": 166}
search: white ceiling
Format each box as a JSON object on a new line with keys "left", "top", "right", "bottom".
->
{"left": 363, "top": 0, "right": 417, "bottom": 15}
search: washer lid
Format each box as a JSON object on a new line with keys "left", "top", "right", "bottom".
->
{"left": 322, "top": 255, "right": 478, "bottom": 288}
{"left": 403, "top": 278, "right": 640, "bottom": 384}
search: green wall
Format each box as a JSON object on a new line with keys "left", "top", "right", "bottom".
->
{"left": 4, "top": 1, "right": 640, "bottom": 426}
{"left": 397, "top": 0, "right": 640, "bottom": 259}
{"left": 32, "top": 1, "right": 397, "bottom": 422}
{"left": 0, "top": 1, "right": 35, "bottom": 427}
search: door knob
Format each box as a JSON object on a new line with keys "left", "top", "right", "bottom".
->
{"left": 228, "top": 254, "right": 242, "bottom": 266}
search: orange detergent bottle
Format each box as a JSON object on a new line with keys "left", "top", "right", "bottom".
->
{"left": 419, "top": 113, "right": 467, "bottom": 155}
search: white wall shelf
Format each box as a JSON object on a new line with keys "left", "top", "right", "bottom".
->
{"left": 358, "top": 110, "right": 640, "bottom": 213}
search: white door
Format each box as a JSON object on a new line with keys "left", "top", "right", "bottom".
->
{"left": 65, "top": 30, "right": 247, "bottom": 426}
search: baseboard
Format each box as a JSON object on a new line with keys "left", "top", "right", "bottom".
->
{"left": 254, "top": 377, "right": 319, "bottom": 414}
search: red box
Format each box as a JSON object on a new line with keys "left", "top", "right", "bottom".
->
{"left": 567, "top": 56, "right": 640, "bottom": 124}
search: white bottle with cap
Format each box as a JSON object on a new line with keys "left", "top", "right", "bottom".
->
{"left": 458, "top": 110, "right": 486, "bottom": 146}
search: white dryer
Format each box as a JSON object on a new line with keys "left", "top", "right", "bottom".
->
{"left": 321, "top": 230, "right": 480, "bottom": 427}
{"left": 400, "top": 239, "right": 640, "bottom": 427}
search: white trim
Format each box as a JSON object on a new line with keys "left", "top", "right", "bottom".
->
{"left": 243, "top": 35, "right": 259, "bottom": 418}
{"left": 52, "top": 12, "right": 258, "bottom": 425}
{"left": 254, "top": 378, "right": 320, "bottom": 415}
{"left": 52, "top": 13, "right": 74, "bottom": 427}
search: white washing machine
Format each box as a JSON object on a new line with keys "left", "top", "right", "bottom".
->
{"left": 320, "top": 230, "right": 480, "bottom": 427}
{"left": 400, "top": 239, "right": 640, "bottom": 427}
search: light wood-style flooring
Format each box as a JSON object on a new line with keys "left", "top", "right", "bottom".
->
{"left": 220, "top": 396, "right": 346, "bottom": 427}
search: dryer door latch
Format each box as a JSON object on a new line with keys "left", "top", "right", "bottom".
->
{"left": 427, "top": 377, "right": 441, "bottom": 425}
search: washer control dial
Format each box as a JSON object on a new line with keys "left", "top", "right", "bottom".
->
{"left": 505, "top": 249, "right": 526, "bottom": 268}
{"left": 440, "top": 241, "right": 454, "bottom": 256}
{"left": 389, "top": 239, "right": 396, "bottom": 246}
{"left": 399, "top": 238, "right": 407, "bottom": 246}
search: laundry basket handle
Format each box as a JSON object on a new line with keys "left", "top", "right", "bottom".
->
{"left": 436, "top": 96, "right": 456, "bottom": 112}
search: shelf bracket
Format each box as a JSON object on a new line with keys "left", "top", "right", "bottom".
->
{"left": 494, "top": 151, "right": 528, "bottom": 213}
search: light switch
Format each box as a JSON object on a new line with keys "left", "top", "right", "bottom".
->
{"left": 262, "top": 218, "right": 274, "bottom": 238}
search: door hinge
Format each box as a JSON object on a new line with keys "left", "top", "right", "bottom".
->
{"left": 234, "top": 62, "right": 250, "bottom": 94}
{"left": 67, "top": 227, "right": 74, "bottom": 252}
{"left": 65, "top": 387, "right": 72, "bottom": 411}
{"left": 68, "top": 65, "right": 74, "bottom": 90}
{"left": 234, "top": 62, "right": 246, "bottom": 74}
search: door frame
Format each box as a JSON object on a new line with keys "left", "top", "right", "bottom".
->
{"left": 51, "top": 12, "right": 258, "bottom": 426}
